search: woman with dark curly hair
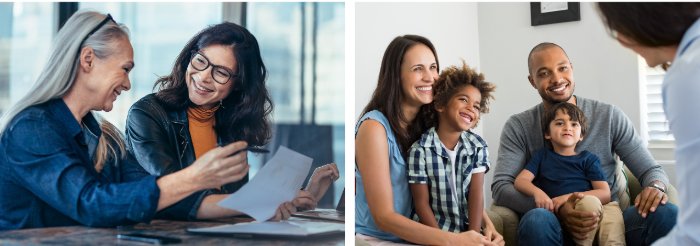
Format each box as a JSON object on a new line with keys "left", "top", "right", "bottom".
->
{"left": 125, "top": 22, "right": 338, "bottom": 221}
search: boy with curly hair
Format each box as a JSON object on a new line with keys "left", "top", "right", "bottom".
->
{"left": 408, "top": 62, "right": 501, "bottom": 243}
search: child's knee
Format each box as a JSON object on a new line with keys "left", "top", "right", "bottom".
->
{"left": 574, "top": 195, "right": 603, "bottom": 214}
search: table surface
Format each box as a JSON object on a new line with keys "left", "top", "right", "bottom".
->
{"left": 0, "top": 217, "right": 345, "bottom": 245}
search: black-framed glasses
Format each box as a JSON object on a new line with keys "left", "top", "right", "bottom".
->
{"left": 190, "top": 51, "right": 237, "bottom": 84}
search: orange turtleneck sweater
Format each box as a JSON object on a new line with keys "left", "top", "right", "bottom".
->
{"left": 187, "top": 105, "right": 220, "bottom": 159}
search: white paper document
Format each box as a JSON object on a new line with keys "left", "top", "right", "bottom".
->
{"left": 187, "top": 220, "right": 344, "bottom": 237}
{"left": 217, "top": 146, "right": 313, "bottom": 221}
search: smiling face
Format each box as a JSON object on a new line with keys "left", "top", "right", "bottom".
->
{"left": 87, "top": 36, "right": 134, "bottom": 112}
{"left": 186, "top": 44, "right": 237, "bottom": 109}
{"left": 400, "top": 44, "right": 438, "bottom": 109}
{"left": 437, "top": 84, "right": 482, "bottom": 132}
{"left": 545, "top": 109, "right": 583, "bottom": 153}
{"left": 528, "top": 46, "right": 575, "bottom": 105}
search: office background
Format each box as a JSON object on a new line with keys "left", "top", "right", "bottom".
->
{"left": 0, "top": 2, "right": 345, "bottom": 208}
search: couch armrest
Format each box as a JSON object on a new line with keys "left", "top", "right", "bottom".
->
{"left": 488, "top": 204, "right": 519, "bottom": 246}
{"left": 666, "top": 185, "right": 679, "bottom": 205}
{"left": 487, "top": 167, "right": 679, "bottom": 246}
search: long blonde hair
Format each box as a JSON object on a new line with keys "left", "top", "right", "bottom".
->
{"left": 0, "top": 11, "right": 129, "bottom": 172}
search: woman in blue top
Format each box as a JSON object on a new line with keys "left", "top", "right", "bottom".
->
{"left": 0, "top": 11, "right": 250, "bottom": 230}
{"left": 355, "top": 35, "right": 500, "bottom": 245}
{"left": 598, "top": 3, "right": 700, "bottom": 245}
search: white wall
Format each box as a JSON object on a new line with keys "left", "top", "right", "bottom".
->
{"left": 354, "top": 2, "right": 650, "bottom": 206}
{"left": 355, "top": 2, "right": 481, "bottom": 120}
{"left": 477, "top": 2, "right": 643, "bottom": 203}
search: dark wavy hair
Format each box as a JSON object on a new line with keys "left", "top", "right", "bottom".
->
{"left": 542, "top": 102, "right": 588, "bottom": 140}
{"left": 597, "top": 3, "right": 700, "bottom": 47}
{"left": 431, "top": 61, "right": 495, "bottom": 128}
{"left": 154, "top": 22, "right": 272, "bottom": 146}
{"left": 360, "top": 35, "right": 439, "bottom": 155}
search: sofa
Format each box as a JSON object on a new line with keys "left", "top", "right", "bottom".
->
{"left": 487, "top": 165, "right": 679, "bottom": 245}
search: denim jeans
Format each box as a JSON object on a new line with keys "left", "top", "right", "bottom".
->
{"left": 518, "top": 204, "right": 678, "bottom": 246}
{"left": 517, "top": 208, "right": 566, "bottom": 246}
{"left": 624, "top": 203, "right": 678, "bottom": 246}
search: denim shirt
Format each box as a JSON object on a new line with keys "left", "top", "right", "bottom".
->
{"left": 0, "top": 99, "right": 159, "bottom": 230}
{"left": 355, "top": 110, "right": 411, "bottom": 242}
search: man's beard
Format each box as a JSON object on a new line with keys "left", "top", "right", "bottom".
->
{"left": 539, "top": 90, "right": 573, "bottom": 105}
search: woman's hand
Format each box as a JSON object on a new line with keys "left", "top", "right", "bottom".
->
{"left": 267, "top": 190, "right": 317, "bottom": 221}
{"left": 449, "top": 230, "right": 497, "bottom": 246}
{"left": 482, "top": 211, "right": 505, "bottom": 246}
{"left": 270, "top": 201, "right": 297, "bottom": 221}
{"left": 184, "top": 141, "right": 250, "bottom": 190}
{"left": 293, "top": 190, "right": 318, "bottom": 211}
{"left": 305, "top": 163, "right": 339, "bottom": 202}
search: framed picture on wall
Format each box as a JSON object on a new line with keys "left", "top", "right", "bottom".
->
{"left": 530, "top": 2, "right": 580, "bottom": 26}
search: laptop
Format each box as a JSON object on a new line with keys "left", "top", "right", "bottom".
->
{"left": 186, "top": 220, "right": 344, "bottom": 239}
{"left": 292, "top": 190, "right": 345, "bottom": 222}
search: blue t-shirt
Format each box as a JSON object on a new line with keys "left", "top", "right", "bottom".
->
{"left": 525, "top": 148, "right": 606, "bottom": 198}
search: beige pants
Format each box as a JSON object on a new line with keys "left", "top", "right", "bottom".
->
{"left": 571, "top": 195, "right": 626, "bottom": 246}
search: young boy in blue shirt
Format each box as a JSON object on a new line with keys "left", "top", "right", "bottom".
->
{"left": 514, "top": 102, "right": 625, "bottom": 245}
{"left": 408, "top": 63, "right": 502, "bottom": 244}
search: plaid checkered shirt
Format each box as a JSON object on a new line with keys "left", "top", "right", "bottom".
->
{"left": 407, "top": 127, "right": 490, "bottom": 232}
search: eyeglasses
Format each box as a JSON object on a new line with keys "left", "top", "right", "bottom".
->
{"left": 190, "top": 51, "right": 237, "bottom": 84}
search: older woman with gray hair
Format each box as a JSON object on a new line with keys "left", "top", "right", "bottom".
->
{"left": 0, "top": 11, "right": 251, "bottom": 229}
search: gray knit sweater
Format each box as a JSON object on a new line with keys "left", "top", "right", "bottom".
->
{"left": 491, "top": 96, "right": 670, "bottom": 214}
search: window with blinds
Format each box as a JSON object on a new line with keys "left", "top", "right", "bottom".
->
{"left": 643, "top": 65, "right": 674, "bottom": 142}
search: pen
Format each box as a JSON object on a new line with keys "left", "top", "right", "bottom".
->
{"left": 245, "top": 147, "right": 270, "bottom": 153}
{"left": 222, "top": 144, "right": 270, "bottom": 156}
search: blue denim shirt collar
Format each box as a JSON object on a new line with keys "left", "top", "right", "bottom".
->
{"left": 47, "top": 98, "right": 102, "bottom": 140}
{"left": 0, "top": 98, "right": 160, "bottom": 229}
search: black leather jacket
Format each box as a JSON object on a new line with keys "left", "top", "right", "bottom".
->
{"left": 125, "top": 93, "right": 248, "bottom": 220}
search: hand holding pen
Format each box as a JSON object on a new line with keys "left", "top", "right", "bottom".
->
{"left": 186, "top": 141, "right": 250, "bottom": 190}
{"left": 244, "top": 147, "right": 270, "bottom": 154}
{"left": 222, "top": 144, "right": 270, "bottom": 156}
